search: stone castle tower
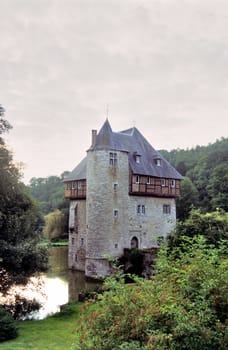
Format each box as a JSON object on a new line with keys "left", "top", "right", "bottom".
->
{"left": 64, "top": 120, "right": 182, "bottom": 278}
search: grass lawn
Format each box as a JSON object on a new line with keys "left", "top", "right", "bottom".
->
{"left": 0, "top": 303, "right": 81, "bottom": 350}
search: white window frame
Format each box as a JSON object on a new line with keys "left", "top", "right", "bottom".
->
{"left": 136, "top": 175, "right": 140, "bottom": 184}
{"left": 161, "top": 179, "right": 166, "bottom": 187}
{"left": 147, "top": 176, "right": 151, "bottom": 184}
{"left": 170, "top": 179, "right": 175, "bottom": 188}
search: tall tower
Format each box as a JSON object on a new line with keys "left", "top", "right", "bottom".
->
{"left": 86, "top": 120, "right": 129, "bottom": 276}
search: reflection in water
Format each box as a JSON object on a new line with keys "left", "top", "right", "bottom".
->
{"left": 27, "top": 246, "right": 100, "bottom": 319}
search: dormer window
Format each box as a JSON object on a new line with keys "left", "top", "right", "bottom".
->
{"left": 155, "top": 158, "right": 161, "bottom": 166}
{"left": 136, "top": 155, "right": 141, "bottom": 163}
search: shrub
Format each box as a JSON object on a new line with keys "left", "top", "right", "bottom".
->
{"left": 78, "top": 236, "right": 228, "bottom": 350}
{"left": 0, "top": 306, "right": 18, "bottom": 342}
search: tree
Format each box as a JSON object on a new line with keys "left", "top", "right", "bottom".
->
{"left": 0, "top": 104, "right": 12, "bottom": 134}
{"left": 176, "top": 176, "right": 198, "bottom": 220}
{"left": 169, "top": 209, "right": 228, "bottom": 249}
{"left": 43, "top": 209, "right": 66, "bottom": 239}
{"left": 0, "top": 106, "right": 48, "bottom": 293}
{"left": 207, "top": 163, "right": 228, "bottom": 211}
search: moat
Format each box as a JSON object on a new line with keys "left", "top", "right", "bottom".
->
{"left": 24, "top": 246, "right": 100, "bottom": 319}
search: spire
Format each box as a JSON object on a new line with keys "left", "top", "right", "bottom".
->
{"left": 88, "top": 119, "right": 113, "bottom": 150}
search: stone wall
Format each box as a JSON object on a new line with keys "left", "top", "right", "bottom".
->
{"left": 68, "top": 199, "right": 86, "bottom": 270}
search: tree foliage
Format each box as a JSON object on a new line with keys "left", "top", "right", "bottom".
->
{"left": 160, "top": 137, "right": 228, "bottom": 217}
{"left": 43, "top": 209, "right": 66, "bottom": 239}
{"left": 0, "top": 106, "right": 48, "bottom": 293}
{"left": 29, "top": 173, "right": 69, "bottom": 215}
{"left": 78, "top": 237, "right": 228, "bottom": 350}
{"left": 169, "top": 209, "right": 228, "bottom": 248}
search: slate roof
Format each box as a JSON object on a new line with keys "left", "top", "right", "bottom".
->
{"left": 64, "top": 120, "right": 182, "bottom": 181}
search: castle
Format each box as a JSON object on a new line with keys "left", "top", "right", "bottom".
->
{"left": 64, "top": 120, "right": 182, "bottom": 278}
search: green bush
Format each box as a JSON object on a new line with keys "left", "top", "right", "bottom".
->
{"left": 78, "top": 236, "right": 228, "bottom": 350}
{"left": 0, "top": 306, "right": 18, "bottom": 342}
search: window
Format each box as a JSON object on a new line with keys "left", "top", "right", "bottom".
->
{"left": 114, "top": 209, "right": 119, "bottom": 217}
{"left": 135, "top": 155, "right": 141, "bottom": 163}
{"left": 161, "top": 179, "right": 166, "bottom": 187}
{"left": 78, "top": 181, "right": 81, "bottom": 189}
{"left": 136, "top": 175, "right": 140, "bottom": 184}
{"left": 137, "top": 204, "right": 146, "bottom": 215}
{"left": 80, "top": 238, "right": 84, "bottom": 246}
{"left": 113, "top": 183, "right": 118, "bottom": 191}
{"left": 163, "top": 204, "right": 171, "bottom": 214}
{"left": 71, "top": 237, "right": 75, "bottom": 245}
{"left": 155, "top": 158, "right": 161, "bottom": 166}
{"left": 147, "top": 176, "right": 151, "bottom": 184}
{"left": 137, "top": 205, "right": 141, "bottom": 214}
{"left": 109, "top": 152, "right": 117, "bottom": 167}
{"left": 115, "top": 243, "right": 118, "bottom": 249}
{"left": 170, "top": 179, "right": 176, "bottom": 188}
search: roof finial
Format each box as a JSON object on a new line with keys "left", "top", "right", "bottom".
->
{"left": 106, "top": 103, "right": 109, "bottom": 119}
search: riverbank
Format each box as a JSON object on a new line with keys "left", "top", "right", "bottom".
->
{"left": 0, "top": 303, "right": 81, "bottom": 350}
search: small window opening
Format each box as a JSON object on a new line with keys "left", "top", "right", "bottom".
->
{"left": 163, "top": 204, "right": 171, "bottom": 214}
{"left": 161, "top": 179, "right": 166, "bottom": 187}
{"left": 170, "top": 179, "right": 176, "bottom": 188}
{"left": 114, "top": 209, "right": 119, "bottom": 217}
{"left": 137, "top": 204, "right": 146, "bottom": 215}
{"left": 136, "top": 175, "right": 140, "bottom": 184}
{"left": 113, "top": 183, "right": 118, "bottom": 191}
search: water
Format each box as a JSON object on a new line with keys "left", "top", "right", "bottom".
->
{"left": 22, "top": 246, "right": 100, "bottom": 319}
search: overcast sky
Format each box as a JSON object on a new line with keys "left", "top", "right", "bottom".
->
{"left": 1, "top": 0, "right": 228, "bottom": 183}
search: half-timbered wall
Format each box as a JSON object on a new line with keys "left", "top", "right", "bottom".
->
{"left": 130, "top": 174, "right": 180, "bottom": 197}
{"left": 64, "top": 180, "right": 86, "bottom": 199}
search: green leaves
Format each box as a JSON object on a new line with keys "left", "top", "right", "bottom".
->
{"left": 78, "top": 236, "right": 228, "bottom": 350}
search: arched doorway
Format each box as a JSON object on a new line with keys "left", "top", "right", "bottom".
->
{"left": 131, "top": 236, "right": 139, "bottom": 249}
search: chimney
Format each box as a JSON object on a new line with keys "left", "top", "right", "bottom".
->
{"left": 91, "top": 129, "right": 97, "bottom": 148}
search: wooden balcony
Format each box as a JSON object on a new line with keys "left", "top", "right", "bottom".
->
{"left": 129, "top": 175, "right": 181, "bottom": 198}
{"left": 64, "top": 180, "right": 86, "bottom": 199}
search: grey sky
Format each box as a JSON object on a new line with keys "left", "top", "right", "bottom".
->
{"left": 1, "top": 0, "right": 227, "bottom": 183}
